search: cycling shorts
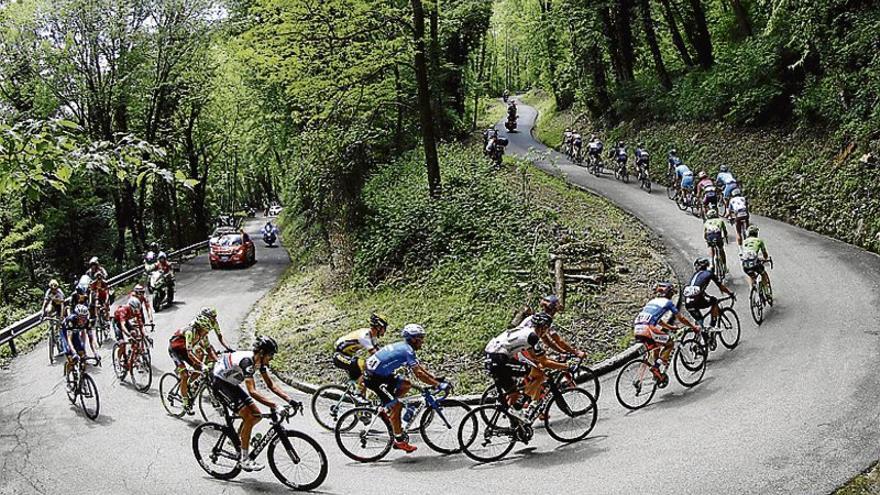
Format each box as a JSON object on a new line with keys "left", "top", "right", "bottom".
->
{"left": 703, "top": 193, "right": 719, "bottom": 205}
{"left": 168, "top": 345, "right": 196, "bottom": 370}
{"left": 723, "top": 182, "right": 738, "bottom": 199}
{"left": 706, "top": 232, "right": 724, "bottom": 247}
{"left": 61, "top": 329, "right": 85, "bottom": 356}
{"left": 113, "top": 319, "right": 137, "bottom": 342}
{"left": 485, "top": 353, "right": 530, "bottom": 395}
{"left": 681, "top": 176, "right": 695, "bottom": 190}
{"left": 332, "top": 353, "right": 364, "bottom": 381}
{"left": 363, "top": 373, "right": 403, "bottom": 408}
{"left": 211, "top": 376, "right": 254, "bottom": 411}
{"left": 743, "top": 259, "right": 766, "bottom": 278}
{"left": 685, "top": 295, "right": 717, "bottom": 320}
{"left": 634, "top": 325, "right": 670, "bottom": 345}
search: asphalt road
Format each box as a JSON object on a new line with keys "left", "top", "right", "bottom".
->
{"left": 1, "top": 107, "right": 879, "bottom": 495}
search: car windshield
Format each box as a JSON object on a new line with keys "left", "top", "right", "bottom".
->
{"left": 217, "top": 234, "right": 242, "bottom": 247}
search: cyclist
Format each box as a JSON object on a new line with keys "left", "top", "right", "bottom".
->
{"left": 332, "top": 313, "right": 388, "bottom": 392}
{"left": 610, "top": 141, "right": 628, "bottom": 172}
{"left": 587, "top": 134, "right": 604, "bottom": 165}
{"left": 168, "top": 309, "right": 223, "bottom": 415}
{"left": 363, "top": 324, "right": 450, "bottom": 454}
{"left": 683, "top": 258, "right": 735, "bottom": 332}
{"left": 571, "top": 132, "right": 583, "bottom": 162}
{"left": 65, "top": 275, "right": 90, "bottom": 316}
{"left": 61, "top": 304, "right": 93, "bottom": 376}
{"left": 635, "top": 143, "right": 650, "bottom": 178}
{"left": 633, "top": 283, "right": 699, "bottom": 384}
{"left": 741, "top": 225, "right": 772, "bottom": 296}
{"left": 727, "top": 189, "right": 750, "bottom": 248}
{"left": 703, "top": 209, "right": 729, "bottom": 273}
{"left": 667, "top": 148, "right": 683, "bottom": 177}
{"left": 675, "top": 161, "right": 694, "bottom": 198}
{"left": 130, "top": 284, "right": 154, "bottom": 325}
{"left": 211, "top": 336, "right": 302, "bottom": 472}
{"left": 696, "top": 171, "right": 720, "bottom": 217}
{"left": 563, "top": 129, "right": 573, "bottom": 155}
{"left": 516, "top": 295, "right": 584, "bottom": 359}
{"left": 88, "top": 270, "right": 112, "bottom": 320}
{"left": 42, "top": 279, "right": 65, "bottom": 319}
{"left": 485, "top": 312, "right": 575, "bottom": 422}
{"left": 716, "top": 165, "right": 739, "bottom": 213}
{"left": 85, "top": 256, "right": 108, "bottom": 282}
{"left": 113, "top": 298, "right": 145, "bottom": 367}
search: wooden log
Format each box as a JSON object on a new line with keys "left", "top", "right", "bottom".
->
{"left": 554, "top": 257, "right": 566, "bottom": 308}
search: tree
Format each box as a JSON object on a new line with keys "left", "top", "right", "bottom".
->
{"left": 638, "top": 0, "right": 672, "bottom": 89}
{"left": 411, "top": 0, "right": 442, "bottom": 197}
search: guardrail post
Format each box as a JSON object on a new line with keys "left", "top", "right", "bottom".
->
{"left": 8, "top": 339, "right": 17, "bottom": 356}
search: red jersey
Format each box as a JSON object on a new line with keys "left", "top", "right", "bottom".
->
{"left": 114, "top": 305, "right": 143, "bottom": 327}
{"left": 129, "top": 291, "right": 152, "bottom": 310}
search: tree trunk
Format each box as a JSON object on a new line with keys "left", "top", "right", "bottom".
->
{"left": 639, "top": 0, "right": 672, "bottom": 89}
{"left": 587, "top": 43, "right": 614, "bottom": 120}
{"left": 658, "top": 0, "right": 694, "bottom": 67}
{"left": 428, "top": 0, "right": 443, "bottom": 136}
{"left": 599, "top": 6, "right": 626, "bottom": 84}
{"left": 614, "top": 0, "right": 636, "bottom": 82}
{"left": 393, "top": 64, "right": 405, "bottom": 150}
{"left": 685, "top": 0, "right": 714, "bottom": 68}
{"left": 472, "top": 35, "right": 487, "bottom": 130}
{"left": 411, "top": 0, "right": 442, "bottom": 198}
{"left": 729, "top": 0, "right": 753, "bottom": 37}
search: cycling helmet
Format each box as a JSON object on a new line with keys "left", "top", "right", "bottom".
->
{"left": 638, "top": 142, "right": 644, "bottom": 148}
{"left": 145, "top": 252, "right": 156, "bottom": 262}
{"left": 369, "top": 313, "right": 389, "bottom": 330}
{"left": 49, "top": 279, "right": 59, "bottom": 289}
{"left": 694, "top": 257, "right": 711, "bottom": 271}
{"left": 731, "top": 188, "right": 742, "bottom": 197}
{"left": 747, "top": 225, "right": 759, "bottom": 237}
{"left": 158, "top": 251, "right": 167, "bottom": 260}
{"left": 654, "top": 282, "right": 676, "bottom": 298}
{"left": 128, "top": 298, "right": 142, "bottom": 312}
{"left": 698, "top": 171, "right": 707, "bottom": 179}
{"left": 401, "top": 323, "right": 426, "bottom": 341}
{"left": 617, "top": 141, "right": 624, "bottom": 147}
{"left": 75, "top": 284, "right": 88, "bottom": 296}
{"left": 669, "top": 148, "right": 677, "bottom": 155}
{"left": 540, "top": 294, "right": 560, "bottom": 311}
{"left": 706, "top": 209, "right": 718, "bottom": 219}
{"left": 199, "top": 306, "right": 218, "bottom": 320}
{"left": 253, "top": 335, "right": 279, "bottom": 355}
{"left": 89, "top": 256, "right": 99, "bottom": 265}
{"left": 134, "top": 284, "right": 146, "bottom": 294}
{"left": 74, "top": 304, "right": 89, "bottom": 318}
{"left": 720, "top": 165, "right": 729, "bottom": 173}
{"left": 530, "top": 312, "right": 553, "bottom": 328}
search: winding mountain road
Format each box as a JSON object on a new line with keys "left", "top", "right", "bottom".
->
{"left": 1, "top": 106, "right": 879, "bottom": 495}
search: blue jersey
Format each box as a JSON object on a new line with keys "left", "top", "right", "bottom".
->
{"left": 364, "top": 341, "right": 419, "bottom": 377}
{"left": 675, "top": 164, "right": 692, "bottom": 178}
{"left": 716, "top": 172, "right": 736, "bottom": 186}
{"left": 634, "top": 297, "right": 678, "bottom": 326}
{"left": 668, "top": 156, "right": 683, "bottom": 168}
{"left": 60, "top": 314, "right": 90, "bottom": 333}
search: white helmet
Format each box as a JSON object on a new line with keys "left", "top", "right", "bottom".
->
{"left": 74, "top": 304, "right": 89, "bottom": 317}
{"left": 145, "top": 251, "right": 156, "bottom": 262}
{"left": 158, "top": 251, "right": 167, "bottom": 260}
{"left": 89, "top": 256, "right": 99, "bottom": 265}
{"left": 401, "top": 324, "right": 426, "bottom": 342}
{"left": 128, "top": 298, "right": 142, "bottom": 311}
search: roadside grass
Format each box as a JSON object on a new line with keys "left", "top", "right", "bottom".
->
{"left": 254, "top": 143, "right": 674, "bottom": 393}
{"left": 475, "top": 97, "right": 508, "bottom": 130}
{"left": 837, "top": 463, "right": 880, "bottom": 495}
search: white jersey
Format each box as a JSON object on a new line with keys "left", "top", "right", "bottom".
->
{"left": 729, "top": 196, "right": 748, "bottom": 217}
{"left": 213, "top": 351, "right": 264, "bottom": 385}
{"left": 485, "top": 325, "right": 544, "bottom": 356}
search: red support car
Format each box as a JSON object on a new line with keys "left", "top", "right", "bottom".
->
{"left": 209, "top": 227, "right": 256, "bottom": 269}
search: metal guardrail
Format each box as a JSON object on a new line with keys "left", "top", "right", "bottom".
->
{"left": 0, "top": 240, "right": 210, "bottom": 355}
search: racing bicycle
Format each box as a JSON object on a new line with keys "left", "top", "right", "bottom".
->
{"left": 458, "top": 365, "right": 598, "bottom": 463}
{"left": 614, "top": 326, "right": 708, "bottom": 410}
{"left": 160, "top": 366, "right": 226, "bottom": 423}
{"left": 334, "top": 384, "right": 470, "bottom": 462}
{"left": 111, "top": 326, "right": 154, "bottom": 392}
{"left": 66, "top": 355, "right": 101, "bottom": 420}
{"left": 193, "top": 403, "right": 327, "bottom": 491}
{"left": 748, "top": 258, "right": 774, "bottom": 325}
{"left": 310, "top": 379, "right": 374, "bottom": 431}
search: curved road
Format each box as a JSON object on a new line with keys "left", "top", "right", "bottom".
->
{"left": 1, "top": 107, "right": 879, "bottom": 494}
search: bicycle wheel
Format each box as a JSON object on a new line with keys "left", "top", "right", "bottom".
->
{"left": 130, "top": 351, "right": 152, "bottom": 392}
{"left": 268, "top": 430, "right": 328, "bottom": 491}
{"left": 676, "top": 195, "right": 688, "bottom": 211}
{"left": 750, "top": 287, "right": 764, "bottom": 325}
{"left": 48, "top": 327, "right": 57, "bottom": 365}
{"left": 198, "top": 384, "right": 226, "bottom": 424}
{"left": 544, "top": 387, "right": 598, "bottom": 443}
{"left": 160, "top": 372, "right": 186, "bottom": 417}
{"left": 310, "top": 384, "right": 359, "bottom": 431}
{"left": 79, "top": 373, "right": 100, "bottom": 420}
{"left": 556, "top": 365, "right": 601, "bottom": 401}
{"left": 192, "top": 422, "right": 241, "bottom": 480}
{"left": 420, "top": 399, "right": 470, "bottom": 454}
{"left": 111, "top": 343, "right": 128, "bottom": 380}
{"left": 457, "top": 405, "right": 517, "bottom": 463}
{"left": 673, "top": 333, "right": 707, "bottom": 387}
{"left": 66, "top": 368, "right": 78, "bottom": 404}
{"left": 718, "top": 308, "right": 741, "bottom": 349}
{"left": 334, "top": 407, "right": 393, "bottom": 463}
{"left": 666, "top": 184, "right": 677, "bottom": 200}
{"left": 615, "top": 358, "right": 657, "bottom": 410}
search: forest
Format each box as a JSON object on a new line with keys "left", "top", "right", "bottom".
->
{"left": 1, "top": 0, "right": 877, "bottom": 329}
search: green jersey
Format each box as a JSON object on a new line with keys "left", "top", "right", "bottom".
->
{"left": 742, "top": 237, "right": 767, "bottom": 258}
{"left": 704, "top": 218, "right": 727, "bottom": 241}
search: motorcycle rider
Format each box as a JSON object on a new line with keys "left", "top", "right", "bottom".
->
{"left": 262, "top": 221, "right": 278, "bottom": 240}
{"left": 85, "top": 256, "right": 108, "bottom": 282}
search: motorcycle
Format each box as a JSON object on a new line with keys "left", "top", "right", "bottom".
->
{"left": 263, "top": 230, "right": 277, "bottom": 247}
{"left": 489, "top": 138, "right": 508, "bottom": 167}
{"left": 149, "top": 270, "right": 175, "bottom": 311}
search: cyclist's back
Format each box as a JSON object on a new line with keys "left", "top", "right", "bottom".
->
{"left": 364, "top": 341, "right": 418, "bottom": 377}
{"left": 214, "top": 351, "right": 261, "bottom": 385}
